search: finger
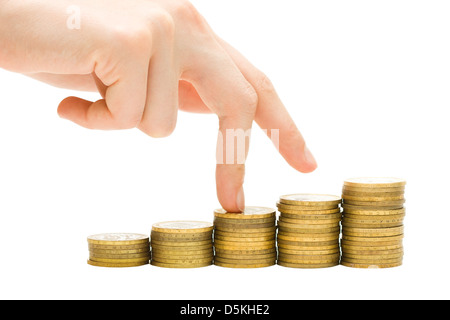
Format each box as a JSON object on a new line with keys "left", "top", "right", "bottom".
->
{"left": 187, "top": 48, "right": 258, "bottom": 212}
{"left": 138, "top": 43, "right": 179, "bottom": 138}
{"left": 178, "top": 80, "right": 211, "bottom": 114}
{"left": 215, "top": 37, "right": 317, "bottom": 173}
{"left": 58, "top": 62, "right": 148, "bottom": 130}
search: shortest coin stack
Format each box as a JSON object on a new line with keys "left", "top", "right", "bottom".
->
{"left": 276, "top": 194, "right": 342, "bottom": 268}
{"left": 341, "top": 177, "right": 406, "bottom": 269}
{"left": 87, "top": 233, "right": 150, "bottom": 267}
{"left": 213, "top": 207, "right": 277, "bottom": 268}
{"left": 150, "top": 221, "right": 214, "bottom": 268}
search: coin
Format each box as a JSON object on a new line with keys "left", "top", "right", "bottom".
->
{"left": 151, "top": 260, "right": 212, "bottom": 268}
{"left": 277, "top": 203, "right": 341, "bottom": 214}
{"left": 214, "top": 216, "right": 275, "bottom": 225}
{"left": 343, "top": 177, "right": 406, "bottom": 188}
{"left": 87, "top": 233, "right": 149, "bottom": 246}
{"left": 214, "top": 207, "right": 276, "bottom": 219}
{"left": 340, "top": 261, "right": 403, "bottom": 268}
{"left": 214, "top": 225, "right": 277, "bottom": 233}
{"left": 279, "top": 194, "right": 341, "bottom": 207}
{"left": 277, "top": 261, "right": 339, "bottom": 269}
{"left": 214, "top": 261, "right": 275, "bottom": 268}
{"left": 342, "top": 226, "right": 404, "bottom": 237}
{"left": 151, "top": 239, "right": 212, "bottom": 247}
{"left": 87, "top": 259, "right": 149, "bottom": 268}
{"left": 214, "top": 234, "right": 275, "bottom": 242}
{"left": 89, "top": 252, "right": 150, "bottom": 259}
{"left": 152, "top": 221, "right": 213, "bottom": 233}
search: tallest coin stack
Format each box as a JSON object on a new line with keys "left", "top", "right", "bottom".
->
{"left": 340, "top": 177, "right": 406, "bottom": 268}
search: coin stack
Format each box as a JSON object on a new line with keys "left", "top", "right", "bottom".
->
{"left": 87, "top": 233, "right": 150, "bottom": 267}
{"left": 341, "top": 177, "right": 406, "bottom": 268}
{"left": 276, "top": 194, "right": 342, "bottom": 268}
{"left": 213, "top": 207, "right": 277, "bottom": 268}
{"left": 150, "top": 221, "right": 214, "bottom": 268}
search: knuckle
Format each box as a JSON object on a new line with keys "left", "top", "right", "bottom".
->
{"left": 151, "top": 9, "right": 175, "bottom": 39}
{"left": 255, "top": 71, "right": 275, "bottom": 95}
{"left": 111, "top": 23, "right": 152, "bottom": 55}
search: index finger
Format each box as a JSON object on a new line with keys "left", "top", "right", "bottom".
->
{"left": 216, "top": 37, "right": 318, "bottom": 174}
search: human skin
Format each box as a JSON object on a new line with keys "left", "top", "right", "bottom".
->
{"left": 0, "top": 0, "right": 317, "bottom": 212}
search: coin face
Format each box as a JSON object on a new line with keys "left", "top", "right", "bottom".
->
{"left": 279, "top": 194, "right": 341, "bottom": 206}
{"left": 87, "top": 233, "right": 149, "bottom": 243}
{"left": 343, "top": 177, "right": 406, "bottom": 188}
{"left": 152, "top": 221, "right": 213, "bottom": 233}
{"left": 214, "top": 206, "right": 276, "bottom": 219}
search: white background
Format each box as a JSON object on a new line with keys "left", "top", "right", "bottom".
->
{"left": 0, "top": 0, "right": 449, "bottom": 300}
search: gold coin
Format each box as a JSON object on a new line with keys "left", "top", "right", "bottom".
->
{"left": 214, "top": 222, "right": 275, "bottom": 230}
{"left": 343, "top": 199, "right": 405, "bottom": 207}
{"left": 151, "top": 221, "right": 213, "bottom": 234}
{"left": 277, "top": 261, "right": 339, "bottom": 269}
{"left": 214, "top": 260, "right": 275, "bottom": 268}
{"left": 214, "top": 252, "right": 277, "bottom": 260}
{"left": 88, "top": 247, "right": 150, "bottom": 254}
{"left": 342, "top": 189, "right": 405, "bottom": 197}
{"left": 214, "top": 234, "right": 275, "bottom": 242}
{"left": 342, "top": 221, "right": 403, "bottom": 228}
{"left": 277, "top": 232, "right": 339, "bottom": 242}
{"left": 151, "top": 260, "right": 212, "bottom": 268}
{"left": 277, "top": 243, "right": 339, "bottom": 251}
{"left": 343, "top": 207, "right": 405, "bottom": 216}
{"left": 277, "top": 203, "right": 341, "bottom": 214}
{"left": 342, "top": 213, "right": 405, "bottom": 221}
{"left": 341, "top": 256, "right": 403, "bottom": 264}
{"left": 88, "top": 242, "right": 150, "bottom": 250}
{"left": 279, "top": 215, "right": 341, "bottom": 225}
{"left": 341, "top": 261, "right": 402, "bottom": 268}
{"left": 342, "top": 226, "right": 404, "bottom": 237}
{"left": 151, "top": 239, "right": 212, "bottom": 247}
{"left": 341, "top": 239, "right": 403, "bottom": 247}
{"left": 278, "top": 226, "right": 340, "bottom": 234}
{"left": 214, "top": 239, "right": 275, "bottom": 248}
{"left": 277, "top": 238, "right": 339, "bottom": 247}
{"left": 278, "top": 247, "right": 340, "bottom": 255}
{"left": 342, "top": 194, "right": 405, "bottom": 202}
{"left": 214, "top": 225, "right": 277, "bottom": 233}
{"left": 342, "top": 244, "right": 403, "bottom": 251}
{"left": 341, "top": 248, "right": 403, "bottom": 256}
{"left": 150, "top": 230, "right": 212, "bottom": 241}
{"left": 214, "top": 248, "right": 276, "bottom": 255}
{"left": 87, "top": 233, "right": 149, "bottom": 246}
{"left": 342, "top": 234, "right": 404, "bottom": 242}
{"left": 214, "top": 256, "right": 276, "bottom": 265}
{"left": 342, "top": 203, "right": 404, "bottom": 211}
{"left": 213, "top": 230, "right": 276, "bottom": 238}
{"left": 342, "top": 185, "right": 405, "bottom": 193}
{"left": 343, "top": 252, "right": 404, "bottom": 260}
{"left": 89, "top": 252, "right": 150, "bottom": 259}
{"left": 214, "top": 216, "right": 275, "bottom": 225}
{"left": 278, "top": 252, "right": 340, "bottom": 260}
{"left": 214, "top": 206, "right": 276, "bottom": 219}
{"left": 151, "top": 256, "right": 213, "bottom": 264}
{"left": 279, "top": 194, "right": 341, "bottom": 206}
{"left": 277, "top": 220, "right": 339, "bottom": 229}
{"left": 150, "top": 248, "right": 213, "bottom": 255}
{"left": 343, "top": 177, "right": 406, "bottom": 188}
{"left": 278, "top": 257, "right": 339, "bottom": 265}
{"left": 87, "top": 259, "right": 148, "bottom": 268}
{"left": 89, "top": 256, "right": 150, "bottom": 263}
{"left": 151, "top": 243, "right": 212, "bottom": 251}
{"left": 214, "top": 243, "right": 275, "bottom": 251}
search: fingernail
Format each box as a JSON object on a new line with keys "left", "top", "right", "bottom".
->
{"left": 304, "top": 146, "right": 317, "bottom": 168}
{"left": 236, "top": 186, "right": 245, "bottom": 213}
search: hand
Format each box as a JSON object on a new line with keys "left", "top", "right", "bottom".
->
{"left": 0, "top": 0, "right": 317, "bottom": 212}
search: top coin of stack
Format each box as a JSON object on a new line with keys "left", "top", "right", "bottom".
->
{"left": 213, "top": 207, "right": 277, "bottom": 268}
{"left": 87, "top": 233, "right": 150, "bottom": 267}
{"left": 341, "top": 177, "right": 406, "bottom": 268}
{"left": 150, "top": 221, "right": 214, "bottom": 268}
{"left": 276, "top": 194, "right": 342, "bottom": 268}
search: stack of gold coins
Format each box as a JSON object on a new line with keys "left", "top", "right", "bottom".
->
{"left": 341, "top": 177, "right": 406, "bottom": 268}
{"left": 87, "top": 233, "right": 150, "bottom": 267}
{"left": 150, "top": 221, "right": 214, "bottom": 268}
{"left": 213, "top": 207, "right": 277, "bottom": 268}
{"left": 276, "top": 194, "right": 342, "bottom": 268}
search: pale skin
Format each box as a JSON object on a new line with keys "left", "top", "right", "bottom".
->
{"left": 0, "top": 0, "right": 317, "bottom": 213}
